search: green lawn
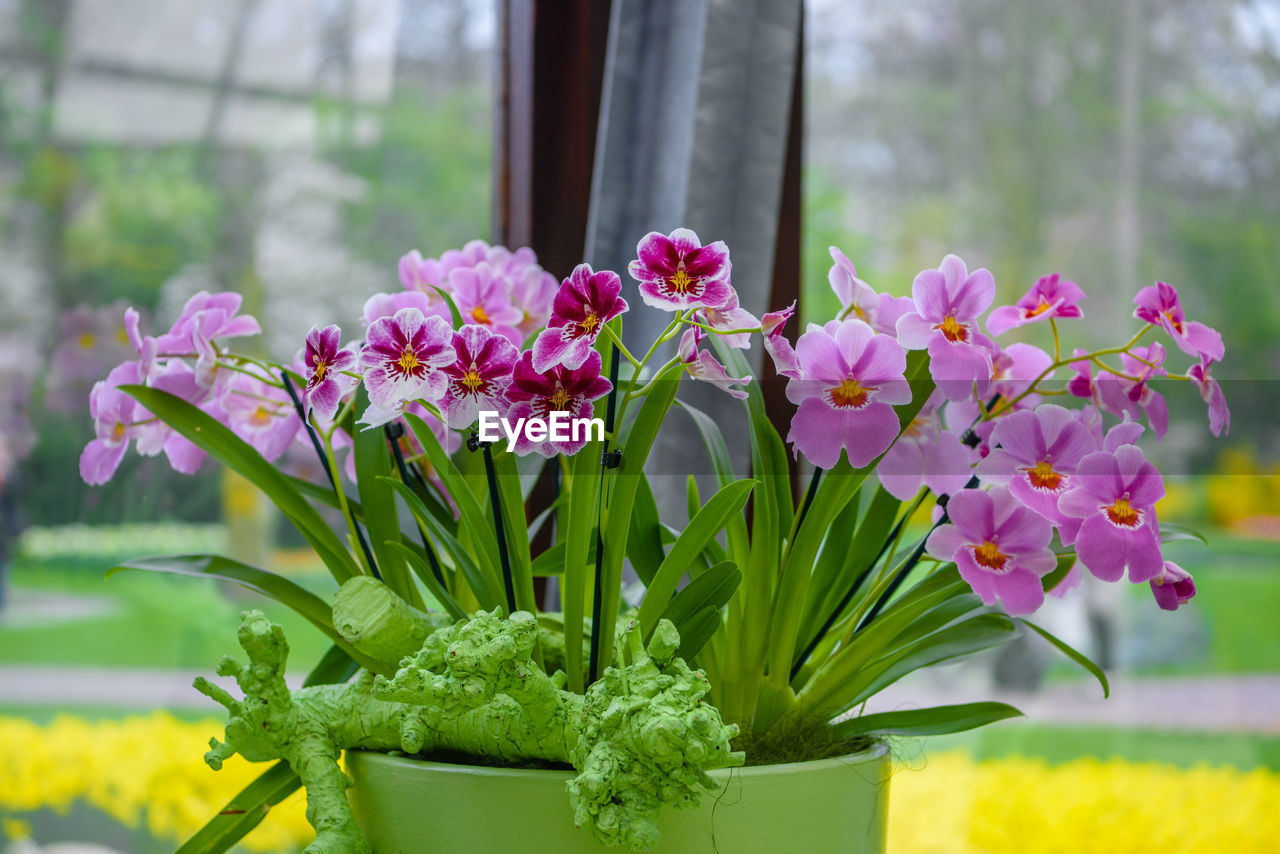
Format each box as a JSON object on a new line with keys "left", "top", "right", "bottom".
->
{"left": 926, "top": 722, "right": 1280, "bottom": 771}
{"left": 1148, "top": 537, "right": 1280, "bottom": 673}
{"left": 0, "top": 557, "right": 335, "bottom": 672}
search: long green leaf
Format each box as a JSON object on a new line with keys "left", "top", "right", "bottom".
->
{"left": 677, "top": 400, "right": 750, "bottom": 561}
{"left": 382, "top": 477, "right": 501, "bottom": 609}
{"left": 428, "top": 283, "right": 465, "bottom": 329}
{"left": 561, "top": 438, "right": 602, "bottom": 693}
{"left": 1021, "top": 618, "right": 1110, "bottom": 698}
{"left": 658, "top": 561, "right": 742, "bottom": 636}
{"left": 1159, "top": 522, "right": 1209, "bottom": 545}
{"left": 837, "top": 614, "right": 1018, "bottom": 716}
{"left": 636, "top": 480, "right": 756, "bottom": 635}
{"left": 402, "top": 413, "right": 504, "bottom": 600}
{"left": 1041, "top": 553, "right": 1077, "bottom": 592}
{"left": 122, "top": 386, "right": 360, "bottom": 582}
{"left": 833, "top": 702, "right": 1024, "bottom": 740}
{"left": 353, "top": 388, "right": 417, "bottom": 607}
{"left": 108, "top": 554, "right": 385, "bottom": 673}
{"left": 675, "top": 605, "right": 724, "bottom": 661}
{"left": 301, "top": 643, "right": 360, "bottom": 688}
{"left": 387, "top": 541, "right": 468, "bottom": 621}
{"left": 626, "top": 474, "right": 666, "bottom": 586}
{"left": 491, "top": 447, "right": 537, "bottom": 612}
{"left": 175, "top": 760, "right": 301, "bottom": 854}
{"left": 595, "top": 374, "right": 681, "bottom": 674}
{"left": 756, "top": 351, "right": 934, "bottom": 727}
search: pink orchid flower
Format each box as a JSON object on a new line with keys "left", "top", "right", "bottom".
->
{"left": 507, "top": 260, "right": 559, "bottom": 340}
{"left": 986, "top": 273, "right": 1085, "bottom": 336}
{"left": 302, "top": 325, "right": 359, "bottom": 423}
{"left": 448, "top": 262, "right": 524, "bottom": 345}
{"left": 441, "top": 324, "right": 519, "bottom": 429}
{"left": 696, "top": 290, "right": 760, "bottom": 350}
{"left": 223, "top": 367, "right": 301, "bottom": 462}
{"left": 896, "top": 254, "right": 996, "bottom": 401}
{"left": 360, "top": 307, "right": 455, "bottom": 418}
{"left": 876, "top": 390, "right": 973, "bottom": 500}
{"left": 1133, "top": 281, "right": 1224, "bottom": 362}
{"left": 678, "top": 328, "right": 752, "bottom": 400}
{"left": 1188, "top": 356, "right": 1230, "bottom": 437}
{"left": 1057, "top": 444, "right": 1165, "bottom": 583}
{"left": 154, "top": 292, "right": 261, "bottom": 389}
{"left": 362, "top": 291, "right": 447, "bottom": 327}
{"left": 784, "top": 319, "right": 911, "bottom": 469}
{"left": 628, "top": 227, "right": 734, "bottom": 312}
{"left": 123, "top": 307, "right": 160, "bottom": 382}
{"left": 1149, "top": 561, "right": 1196, "bottom": 611}
{"left": 1067, "top": 344, "right": 1170, "bottom": 439}
{"left": 828, "top": 247, "right": 913, "bottom": 335}
{"left": 80, "top": 362, "right": 146, "bottom": 485}
{"left": 761, "top": 301, "right": 802, "bottom": 380}
{"left": 979, "top": 404, "right": 1096, "bottom": 524}
{"left": 926, "top": 485, "right": 1058, "bottom": 616}
{"left": 80, "top": 361, "right": 215, "bottom": 484}
{"left": 532, "top": 264, "right": 629, "bottom": 372}
{"left": 505, "top": 350, "right": 613, "bottom": 458}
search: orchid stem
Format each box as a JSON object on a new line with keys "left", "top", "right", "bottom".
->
{"left": 386, "top": 424, "right": 444, "bottom": 588}
{"left": 601, "top": 325, "right": 642, "bottom": 369}
{"left": 789, "top": 487, "right": 926, "bottom": 680}
{"left": 280, "top": 373, "right": 380, "bottom": 580}
{"left": 587, "top": 342, "right": 622, "bottom": 687}
{"left": 322, "top": 427, "right": 380, "bottom": 579}
{"left": 480, "top": 441, "right": 518, "bottom": 615}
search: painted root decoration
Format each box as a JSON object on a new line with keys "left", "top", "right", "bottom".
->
{"left": 196, "top": 579, "right": 743, "bottom": 853}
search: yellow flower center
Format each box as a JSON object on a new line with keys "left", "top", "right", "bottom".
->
{"left": 830, "top": 378, "right": 871, "bottom": 408}
{"left": 312, "top": 359, "right": 328, "bottom": 382}
{"left": 115, "top": 327, "right": 130, "bottom": 345}
{"left": 903, "top": 413, "right": 930, "bottom": 438}
{"left": 471, "top": 305, "right": 491, "bottom": 325}
{"left": 935, "top": 315, "right": 968, "bottom": 343}
{"left": 1025, "top": 459, "right": 1063, "bottom": 491}
{"left": 461, "top": 368, "right": 484, "bottom": 393}
{"left": 111, "top": 422, "right": 126, "bottom": 442}
{"left": 550, "top": 385, "right": 571, "bottom": 410}
{"left": 668, "top": 267, "right": 695, "bottom": 294}
{"left": 579, "top": 312, "right": 600, "bottom": 335}
{"left": 1162, "top": 310, "right": 1184, "bottom": 334}
{"left": 973, "top": 539, "right": 1009, "bottom": 570}
{"left": 250, "top": 406, "right": 273, "bottom": 427}
{"left": 1026, "top": 298, "right": 1053, "bottom": 318}
{"left": 1106, "top": 497, "right": 1141, "bottom": 527}
{"left": 396, "top": 349, "right": 420, "bottom": 374}
{"left": 78, "top": 332, "right": 97, "bottom": 349}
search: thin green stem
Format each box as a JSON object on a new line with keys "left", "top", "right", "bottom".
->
{"left": 680, "top": 319, "right": 764, "bottom": 337}
{"left": 986, "top": 324, "right": 1156, "bottom": 418}
{"left": 600, "top": 325, "right": 643, "bottom": 369}
{"left": 321, "top": 426, "right": 372, "bottom": 576}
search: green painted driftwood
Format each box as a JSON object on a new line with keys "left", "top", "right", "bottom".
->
{"left": 195, "top": 578, "right": 743, "bottom": 853}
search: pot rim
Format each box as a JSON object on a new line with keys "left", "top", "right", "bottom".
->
{"left": 347, "top": 739, "right": 889, "bottom": 780}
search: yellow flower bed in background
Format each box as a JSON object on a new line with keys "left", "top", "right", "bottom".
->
{"left": 0, "top": 714, "right": 309, "bottom": 851}
{"left": 3, "top": 714, "right": 1279, "bottom": 853}
{"left": 890, "top": 751, "right": 1280, "bottom": 854}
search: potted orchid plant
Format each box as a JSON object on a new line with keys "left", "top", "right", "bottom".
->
{"left": 81, "top": 229, "right": 1226, "bottom": 853}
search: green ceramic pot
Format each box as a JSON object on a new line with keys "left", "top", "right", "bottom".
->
{"left": 346, "top": 743, "right": 890, "bottom": 854}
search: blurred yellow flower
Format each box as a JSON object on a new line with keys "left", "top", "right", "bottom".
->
{"left": 0, "top": 713, "right": 309, "bottom": 852}
{"left": 890, "top": 751, "right": 1280, "bottom": 854}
